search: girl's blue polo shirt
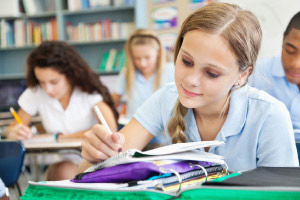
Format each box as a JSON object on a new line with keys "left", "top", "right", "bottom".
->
{"left": 250, "top": 55, "right": 300, "bottom": 129}
{"left": 114, "top": 63, "right": 174, "bottom": 119}
{"left": 134, "top": 82, "right": 299, "bottom": 172}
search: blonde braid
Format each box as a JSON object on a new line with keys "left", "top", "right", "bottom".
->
{"left": 168, "top": 100, "right": 188, "bottom": 143}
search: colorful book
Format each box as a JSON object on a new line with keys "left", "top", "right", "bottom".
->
{"left": 99, "top": 51, "right": 110, "bottom": 72}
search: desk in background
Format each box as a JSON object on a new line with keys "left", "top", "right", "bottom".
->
{"left": 24, "top": 140, "right": 82, "bottom": 155}
{"left": 23, "top": 139, "right": 82, "bottom": 181}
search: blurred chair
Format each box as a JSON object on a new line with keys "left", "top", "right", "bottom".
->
{"left": 296, "top": 142, "right": 300, "bottom": 166}
{"left": 295, "top": 130, "right": 300, "bottom": 166}
{"left": 0, "top": 141, "right": 25, "bottom": 197}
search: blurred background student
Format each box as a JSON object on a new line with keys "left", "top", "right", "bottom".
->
{"left": 6, "top": 41, "right": 118, "bottom": 181}
{"left": 250, "top": 11, "right": 300, "bottom": 130}
{"left": 111, "top": 29, "right": 174, "bottom": 149}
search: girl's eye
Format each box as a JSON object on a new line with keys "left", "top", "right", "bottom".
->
{"left": 182, "top": 58, "right": 193, "bottom": 67}
{"left": 206, "top": 71, "right": 220, "bottom": 78}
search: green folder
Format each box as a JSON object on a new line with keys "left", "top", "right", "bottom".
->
{"left": 21, "top": 182, "right": 300, "bottom": 200}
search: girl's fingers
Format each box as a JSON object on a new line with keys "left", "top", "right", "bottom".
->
{"left": 84, "top": 131, "right": 117, "bottom": 158}
{"left": 91, "top": 125, "right": 122, "bottom": 151}
{"left": 111, "top": 132, "right": 125, "bottom": 145}
{"left": 16, "top": 134, "right": 28, "bottom": 141}
{"left": 81, "top": 140, "right": 109, "bottom": 163}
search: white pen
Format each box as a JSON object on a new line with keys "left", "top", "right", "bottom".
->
{"left": 93, "top": 105, "right": 112, "bottom": 135}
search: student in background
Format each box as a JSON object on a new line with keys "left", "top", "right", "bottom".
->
{"left": 6, "top": 41, "right": 118, "bottom": 180}
{"left": 79, "top": 3, "right": 299, "bottom": 173}
{"left": 249, "top": 11, "right": 300, "bottom": 130}
{"left": 112, "top": 29, "right": 174, "bottom": 148}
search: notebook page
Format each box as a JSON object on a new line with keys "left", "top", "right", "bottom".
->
{"left": 143, "top": 141, "right": 224, "bottom": 155}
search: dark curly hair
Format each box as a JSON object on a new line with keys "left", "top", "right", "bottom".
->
{"left": 26, "top": 40, "right": 119, "bottom": 122}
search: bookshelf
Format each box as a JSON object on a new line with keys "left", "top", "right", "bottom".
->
{"left": 0, "top": 0, "right": 147, "bottom": 77}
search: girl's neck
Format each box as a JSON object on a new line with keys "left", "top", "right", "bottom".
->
{"left": 193, "top": 94, "right": 230, "bottom": 121}
{"left": 193, "top": 94, "right": 230, "bottom": 143}
{"left": 137, "top": 67, "right": 157, "bottom": 80}
{"left": 59, "top": 87, "right": 74, "bottom": 110}
{"left": 142, "top": 73, "right": 153, "bottom": 80}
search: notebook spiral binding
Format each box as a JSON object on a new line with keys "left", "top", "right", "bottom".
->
{"left": 189, "top": 163, "right": 208, "bottom": 182}
{"left": 85, "top": 149, "right": 135, "bottom": 173}
{"left": 158, "top": 163, "right": 212, "bottom": 194}
{"left": 159, "top": 167, "right": 183, "bottom": 195}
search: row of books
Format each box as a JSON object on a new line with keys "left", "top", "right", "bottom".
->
{"left": 0, "top": 18, "right": 57, "bottom": 48}
{"left": 23, "top": 0, "right": 56, "bottom": 14}
{"left": 67, "top": 0, "right": 134, "bottom": 11}
{"left": 66, "top": 20, "right": 135, "bottom": 42}
{"left": 99, "top": 49, "right": 126, "bottom": 73}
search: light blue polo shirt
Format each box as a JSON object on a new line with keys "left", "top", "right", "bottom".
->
{"left": 134, "top": 82, "right": 299, "bottom": 172}
{"left": 114, "top": 63, "right": 174, "bottom": 119}
{"left": 249, "top": 56, "right": 300, "bottom": 129}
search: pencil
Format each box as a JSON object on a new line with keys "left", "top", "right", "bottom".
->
{"left": 9, "top": 107, "right": 23, "bottom": 124}
{"left": 93, "top": 105, "right": 112, "bottom": 135}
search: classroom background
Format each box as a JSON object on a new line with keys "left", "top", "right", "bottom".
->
{"left": 0, "top": 0, "right": 300, "bottom": 198}
{"left": 0, "top": 0, "right": 299, "bottom": 128}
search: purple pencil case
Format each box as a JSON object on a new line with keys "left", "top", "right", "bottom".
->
{"left": 71, "top": 160, "right": 213, "bottom": 183}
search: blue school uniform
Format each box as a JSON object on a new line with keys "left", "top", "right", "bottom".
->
{"left": 134, "top": 82, "right": 299, "bottom": 172}
{"left": 115, "top": 63, "right": 174, "bottom": 146}
{"left": 114, "top": 63, "right": 174, "bottom": 119}
{"left": 249, "top": 56, "right": 300, "bottom": 129}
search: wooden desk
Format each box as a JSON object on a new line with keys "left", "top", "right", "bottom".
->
{"left": 23, "top": 139, "right": 82, "bottom": 181}
{"left": 24, "top": 140, "right": 82, "bottom": 155}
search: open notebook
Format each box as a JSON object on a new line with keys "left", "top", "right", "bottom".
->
{"left": 85, "top": 141, "right": 225, "bottom": 173}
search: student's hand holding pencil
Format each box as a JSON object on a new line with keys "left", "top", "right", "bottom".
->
{"left": 8, "top": 107, "right": 33, "bottom": 140}
{"left": 8, "top": 124, "right": 33, "bottom": 140}
{"left": 81, "top": 124, "right": 125, "bottom": 164}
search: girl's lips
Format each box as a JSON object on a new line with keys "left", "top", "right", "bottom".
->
{"left": 181, "top": 85, "right": 202, "bottom": 97}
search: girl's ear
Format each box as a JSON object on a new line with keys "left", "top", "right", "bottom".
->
{"left": 234, "top": 66, "right": 253, "bottom": 86}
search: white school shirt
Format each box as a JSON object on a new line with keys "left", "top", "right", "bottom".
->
{"left": 114, "top": 62, "right": 174, "bottom": 119}
{"left": 18, "top": 87, "right": 102, "bottom": 134}
{"left": 249, "top": 55, "right": 300, "bottom": 129}
{"left": 134, "top": 82, "right": 299, "bottom": 172}
{"left": 0, "top": 178, "right": 5, "bottom": 198}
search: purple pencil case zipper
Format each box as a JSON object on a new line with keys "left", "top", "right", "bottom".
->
{"left": 72, "top": 160, "right": 213, "bottom": 183}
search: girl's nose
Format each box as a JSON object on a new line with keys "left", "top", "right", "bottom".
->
{"left": 184, "top": 70, "right": 202, "bottom": 87}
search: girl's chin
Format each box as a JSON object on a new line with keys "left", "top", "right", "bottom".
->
{"left": 179, "top": 97, "right": 200, "bottom": 109}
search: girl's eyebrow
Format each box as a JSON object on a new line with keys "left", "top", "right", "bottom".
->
{"left": 181, "top": 49, "right": 193, "bottom": 58}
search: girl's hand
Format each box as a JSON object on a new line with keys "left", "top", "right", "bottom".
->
{"left": 81, "top": 124, "right": 125, "bottom": 164}
{"left": 8, "top": 124, "right": 33, "bottom": 140}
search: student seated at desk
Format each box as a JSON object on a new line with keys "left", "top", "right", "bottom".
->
{"left": 112, "top": 29, "right": 174, "bottom": 149}
{"left": 249, "top": 11, "right": 300, "bottom": 130}
{"left": 79, "top": 3, "right": 299, "bottom": 173}
{"left": 6, "top": 41, "right": 118, "bottom": 180}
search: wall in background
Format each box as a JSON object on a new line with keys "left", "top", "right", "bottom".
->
{"left": 220, "top": 0, "right": 300, "bottom": 59}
